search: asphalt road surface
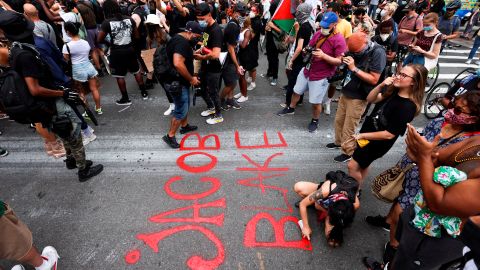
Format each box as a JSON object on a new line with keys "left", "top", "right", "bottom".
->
{"left": 0, "top": 44, "right": 474, "bottom": 270}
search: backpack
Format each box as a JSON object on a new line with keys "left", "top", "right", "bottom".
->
{"left": 89, "top": 0, "right": 104, "bottom": 24}
{"left": 0, "top": 43, "right": 56, "bottom": 125}
{"left": 153, "top": 35, "right": 179, "bottom": 83}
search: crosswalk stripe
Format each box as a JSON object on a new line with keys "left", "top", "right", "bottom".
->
{"left": 441, "top": 49, "right": 473, "bottom": 54}
{"left": 438, "top": 55, "right": 478, "bottom": 60}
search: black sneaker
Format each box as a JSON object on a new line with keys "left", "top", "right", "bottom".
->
{"left": 116, "top": 98, "right": 132, "bottom": 105}
{"left": 308, "top": 119, "right": 318, "bottom": 133}
{"left": 65, "top": 157, "right": 93, "bottom": 170}
{"left": 365, "top": 215, "right": 390, "bottom": 232}
{"left": 220, "top": 99, "right": 230, "bottom": 111}
{"left": 326, "top": 143, "right": 341, "bottom": 149}
{"left": 277, "top": 107, "right": 295, "bottom": 116}
{"left": 78, "top": 164, "right": 103, "bottom": 182}
{"left": 334, "top": 154, "right": 351, "bottom": 163}
{"left": 180, "top": 124, "right": 198, "bottom": 134}
{"left": 141, "top": 90, "right": 149, "bottom": 100}
{"left": 362, "top": 257, "right": 384, "bottom": 270}
{"left": 163, "top": 134, "right": 180, "bottom": 149}
{"left": 0, "top": 147, "right": 8, "bottom": 157}
{"left": 227, "top": 99, "right": 241, "bottom": 110}
{"left": 383, "top": 242, "right": 397, "bottom": 264}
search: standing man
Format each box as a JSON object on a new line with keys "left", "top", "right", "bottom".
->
{"left": 23, "top": 3, "right": 58, "bottom": 47}
{"left": 162, "top": 21, "right": 202, "bottom": 148}
{"left": 397, "top": 3, "right": 422, "bottom": 49}
{"left": 438, "top": 0, "right": 462, "bottom": 48}
{"left": 326, "top": 32, "right": 386, "bottom": 163}
{"left": 194, "top": 3, "right": 224, "bottom": 125}
{"left": 0, "top": 11, "right": 104, "bottom": 181}
{"left": 98, "top": 0, "right": 148, "bottom": 105}
{"left": 219, "top": 2, "right": 248, "bottom": 111}
{"left": 278, "top": 12, "right": 346, "bottom": 133}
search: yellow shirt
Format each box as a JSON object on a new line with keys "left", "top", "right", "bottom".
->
{"left": 336, "top": 19, "right": 353, "bottom": 39}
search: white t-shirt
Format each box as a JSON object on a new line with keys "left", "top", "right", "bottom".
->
{"left": 62, "top": 39, "right": 91, "bottom": 64}
{"left": 60, "top": 11, "right": 80, "bottom": 42}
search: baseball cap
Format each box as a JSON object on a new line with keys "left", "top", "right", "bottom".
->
{"left": 0, "top": 11, "right": 34, "bottom": 41}
{"left": 195, "top": 3, "right": 211, "bottom": 16}
{"left": 403, "top": 2, "right": 417, "bottom": 11}
{"left": 184, "top": 21, "right": 204, "bottom": 35}
{"left": 145, "top": 14, "right": 160, "bottom": 25}
{"left": 320, "top": 11, "right": 338, "bottom": 28}
{"left": 234, "top": 2, "right": 248, "bottom": 15}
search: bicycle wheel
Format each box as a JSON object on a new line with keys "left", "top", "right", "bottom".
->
{"left": 423, "top": 82, "right": 451, "bottom": 119}
{"left": 426, "top": 63, "right": 440, "bottom": 92}
{"left": 451, "top": 67, "right": 476, "bottom": 85}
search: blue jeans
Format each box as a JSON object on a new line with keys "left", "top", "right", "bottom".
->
{"left": 368, "top": 5, "right": 378, "bottom": 18}
{"left": 468, "top": 36, "right": 480, "bottom": 60}
{"left": 403, "top": 53, "right": 425, "bottom": 66}
{"left": 172, "top": 86, "right": 190, "bottom": 120}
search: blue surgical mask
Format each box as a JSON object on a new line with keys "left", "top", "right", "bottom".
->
{"left": 423, "top": 26, "right": 433, "bottom": 31}
{"left": 198, "top": 20, "right": 208, "bottom": 28}
{"left": 214, "top": 2, "right": 219, "bottom": 8}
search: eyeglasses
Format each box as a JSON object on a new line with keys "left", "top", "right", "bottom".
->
{"left": 447, "top": 102, "right": 472, "bottom": 115}
{"left": 396, "top": 72, "right": 415, "bottom": 80}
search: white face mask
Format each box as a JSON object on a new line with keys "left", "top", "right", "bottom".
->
{"left": 380, "top": 9, "right": 387, "bottom": 17}
{"left": 321, "top": 27, "right": 330, "bottom": 35}
{"left": 380, "top": 33, "right": 390, "bottom": 41}
{"left": 249, "top": 11, "right": 256, "bottom": 18}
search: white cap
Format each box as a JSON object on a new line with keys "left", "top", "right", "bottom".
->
{"left": 145, "top": 14, "right": 160, "bottom": 25}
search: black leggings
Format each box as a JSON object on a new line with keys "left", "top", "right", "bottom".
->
{"left": 266, "top": 32, "right": 279, "bottom": 79}
{"left": 285, "top": 64, "right": 304, "bottom": 106}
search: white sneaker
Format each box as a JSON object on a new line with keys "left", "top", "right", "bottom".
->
{"left": 41, "top": 246, "right": 59, "bottom": 270}
{"left": 234, "top": 93, "right": 242, "bottom": 99}
{"left": 206, "top": 115, "right": 224, "bottom": 125}
{"left": 466, "top": 59, "right": 473, "bottom": 64}
{"left": 163, "top": 104, "right": 175, "bottom": 116}
{"left": 270, "top": 79, "right": 277, "bottom": 86}
{"left": 247, "top": 82, "right": 256, "bottom": 91}
{"left": 237, "top": 95, "right": 249, "bottom": 103}
{"left": 11, "top": 265, "right": 26, "bottom": 270}
{"left": 82, "top": 127, "right": 97, "bottom": 146}
{"left": 201, "top": 108, "right": 215, "bottom": 117}
{"left": 323, "top": 100, "right": 331, "bottom": 115}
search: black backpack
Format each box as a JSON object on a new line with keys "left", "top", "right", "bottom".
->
{"left": 153, "top": 36, "right": 179, "bottom": 83}
{"left": 0, "top": 43, "right": 56, "bottom": 125}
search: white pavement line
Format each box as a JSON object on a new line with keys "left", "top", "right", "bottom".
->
{"left": 438, "top": 63, "right": 479, "bottom": 68}
{"left": 118, "top": 105, "right": 131, "bottom": 112}
{"left": 442, "top": 49, "right": 473, "bottom": 54}
{"left": 437, "top": 73, "right": 472, "bottom": 80}
{"left": 438, "top": 55, "right": 478, "bottom": 60}
{"left": 257, "top": 252, "right": 266, "bottom": 270}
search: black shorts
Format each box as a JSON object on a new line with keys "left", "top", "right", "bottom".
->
{"left": 109, "top": 47, "right": 140, "bottom": 78}
{"left": 222, "top": 63, "right": 238, "bottom": 87}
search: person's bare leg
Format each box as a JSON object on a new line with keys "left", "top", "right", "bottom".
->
{"left": 290, "top": 93, "right": 301, "bottom": 109}
{"left": 168, "top": 118, "right": 182, "bottom": 137}
{"left": 180, "top": 117, "right": 188, "bottom": 128}
{"left": 293, "top": 181, "right": 319, "bottom": 197}
{"left": 134, "top": 72, "right": 145, "bottom": 87}
{"left": 19, "top": 246, "right": 43, "bottom": 267}
{"left": 91, "top": 49, "right": 101, "bottom": 71}
{"left": 239, "top": 75, "right": 247, "bottom": 97}
{"left": 88, "top": 78, "right": 101, "bottom": 109}
{"left": 35, "top": 123, "right": 56, "bottom": 143}
{"left": 249, "top": 69, "right": 256, "bottom": 83}
{"left": 386, "top": 202, "right": 402, "bottom": 248}
{"left": 348, "top": 159, "right": 365, "bottom": 186}
{"left": 115, "top": 77, "right": 128, "bottom": 97}
{"left": 312, "top": 104, "right": 322, "bottom": 119}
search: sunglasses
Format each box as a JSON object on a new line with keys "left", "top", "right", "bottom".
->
{"left": 447, "top": 102, "right": 472, "bottom": 115}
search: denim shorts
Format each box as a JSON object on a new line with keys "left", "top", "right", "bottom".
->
{"left": 172, "top": 86, "right": 190, "bottom": 120}
{"left": 73, "top": 61, "right": 98, "bottom": 82}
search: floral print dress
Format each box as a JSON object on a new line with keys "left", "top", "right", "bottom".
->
{"left": 396, "top": 118, "right": 477, "bottom": 210}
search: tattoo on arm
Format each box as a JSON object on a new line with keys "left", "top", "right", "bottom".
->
{"left": 309, "top": 190, "right": 324, "bottom": 202}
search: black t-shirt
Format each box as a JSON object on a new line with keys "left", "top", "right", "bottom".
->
{"left": 361, "top": 94, "right": 417, "bottom": 151}
{"left": 166, "top": 34, "right": 194, "bottom": 86}
{"left": 372, "top": 35, "right": 398, "bottom": 62}
{"left": 101, "top": 16, "right": 136, "bottom": 48}
{"left": 342, "top": 44, "right": 387, "bottom": 100}
{"left": 222, "top": 20, "right": 240, "bottom": 64}
{"left": 250, "top": 17, "right": 262, "bottom": 46}
{"left": 293, "top": 22, "right": 313, "bottom": 67}
{"left": 166, "top": 4, "right": 196, "bottom": 36}
{"left": 203, "top": 22, "right": 224, "bottom": 73}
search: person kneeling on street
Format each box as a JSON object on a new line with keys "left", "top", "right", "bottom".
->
{"left": 162, "top": 21, "right": 203, "bottom": 148}
{"left": 293, "top": 170, "right": 360, "bottom": 247}
{"left": 0, "top": 11, "right": 103, "bottom": 182}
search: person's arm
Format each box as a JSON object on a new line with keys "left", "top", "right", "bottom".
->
{"left": 406, "top": 124, "right": 480, "bottom": 217}
{"left": 227, "top": 43, "right": 243, "bottom": 75}
{"left": 172, "top": 0, "right": 188, "bottom": 17}
{"left": 97, "top": 30, "right": 107, "bottom": 44}
{"left": 132, "top": 20, "right": 140, "bottom": 39}
{"left": 156, "top": 0, "right": 167, "bottom": 14}
{"left": 36, "top": 0, "right": 63, "bottom": 21}
{"left": 356, "top": 130, "right": 396, "bottom": 140}
{"left": 366, "top": 76, "right": 395, "bottom": 103}
{"left": 173, "top": 53, "right": 197, "bottom": 85}
{"left": 289, "top": 38, "right": 304, "bottom": 65}
{"left": 24, "top": 77, "right": 64, "bottom": 97}
{"left": 267, "top": 21, "right": 282, "bottom": 34}
{"left": 63, "top": 53, "right": 70, "bottom": 61}
{"left": 0, "top": 0, "right": 12, "bottom": 10}
{"left": 300, "top": 186, "right": 329, "bottom": 240}
{"left": 343, "top": 56, "right": 383, "bottom": 85}
{"left": 240, "top": 29, "right": 251, "bottom": 49}
{"left": 413, "top": 40, "right": 441, "bottom": 59}
{"left": 312, "top": 49, "right": 342, "bottom": 65}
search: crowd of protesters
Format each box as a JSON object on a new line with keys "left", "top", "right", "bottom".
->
{"left": 0, "top": 0, "right": 480, "bottom": 268}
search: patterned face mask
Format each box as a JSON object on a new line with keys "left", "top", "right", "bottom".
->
{"left": 444, "top": 109, "right": 477, "bottom": 125}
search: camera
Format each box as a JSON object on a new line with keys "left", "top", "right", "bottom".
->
{"left": 302, "top": 46, "right": 315, "bottom": 65}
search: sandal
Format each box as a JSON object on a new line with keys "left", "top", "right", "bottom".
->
{"left": 362, "top": 257, "right": 384, "bottom": 270}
